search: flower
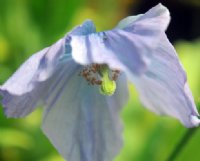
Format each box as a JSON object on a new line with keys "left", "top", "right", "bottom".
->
{"left": 0, "top": 3, "right": 199, "bottom": 161}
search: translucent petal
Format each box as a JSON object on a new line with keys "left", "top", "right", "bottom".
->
{"left": 71, "top": 4, "right": 170, "bottom": 75}
{"left": 116, "top": 3, "right": 169, "bottom": 30}
{"left": 115, "top": 14, "right": 142, "bottom": 29}
{"left": 1, "top": 48, "right": 49, "bottom": 95}
{"left": 0, "top": 48, "right": 49, "bottom": 117}
{"left": 69, "top": 19, "right": 96, "bottom": 35}
{"left": 71, "top": 29, "right": 151, "bottom": 75}
{"left": 128, "top": 34, "right": 200, "bottom": 128}
{"left": 0, "top": 20, "right": 96, "bottom": 118}
{"left": 42, "top": 71, "right": 128, "bottom": 161}
{"left": 0, "top": 37, "right": 69, "bottom": 117}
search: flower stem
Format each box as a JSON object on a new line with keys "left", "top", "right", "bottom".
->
{"left": 166, "top": 128, "right": 198, "bottom": 161}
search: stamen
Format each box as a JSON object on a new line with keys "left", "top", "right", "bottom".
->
{"left": 79, "top": 64, "right": 120, "bottom": 96}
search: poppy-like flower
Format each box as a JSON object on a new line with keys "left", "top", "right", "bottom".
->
{"left": 0, "top": 3, "right": 199, "bottom": 161}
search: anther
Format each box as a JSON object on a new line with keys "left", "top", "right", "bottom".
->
{"left": 79, "top": 64, "right": 121, "bottom": 96}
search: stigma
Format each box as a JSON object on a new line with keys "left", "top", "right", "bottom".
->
{"left": 79, "top": 64, "right": 120, "bottom": 96}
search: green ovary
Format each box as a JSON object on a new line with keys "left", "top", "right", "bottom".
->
{"left": 99, "top": 65, "right": 116, "bottom": 96}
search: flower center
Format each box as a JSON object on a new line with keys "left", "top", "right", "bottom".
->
{"left": 79, "top": 64, "right": 120, "bottom": 96}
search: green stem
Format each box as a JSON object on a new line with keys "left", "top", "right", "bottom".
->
{"left": 166, "top": 128, "right": 198, "bottom": 161}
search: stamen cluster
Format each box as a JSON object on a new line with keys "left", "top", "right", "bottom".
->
{"left": 79, "top": 64, "right": 120, "bottom": 85}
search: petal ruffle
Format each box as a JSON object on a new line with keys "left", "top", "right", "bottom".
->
{"left": 128, "top": 34, "right": 200, "bottom": 128}
{"left": 0, "top": 38, "right": 68, "bottom": 117}
{"left": 116, "top": 3, "right": 170, "bottom": 31}
{"left": 42, "top": 69, "right": 128, "bottom": 161}
{"left": 0, "top": 20, "right": 96, "bottom": 118}
{"left": 70, "top": 4, "right": 170, "bottom": 75}
{"left": 71, "top": 29, "right": 149, "bottom": 74}
{"left": 0, "top": 48, "right": 50, "bottom": 117}
{"left": 69, "top": 19, "right": 96, "bottom": 36}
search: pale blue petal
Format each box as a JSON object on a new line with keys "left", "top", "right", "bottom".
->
{"left": 0, "top": 37, "right": 68, "bottom": 117}
{"left": 118, "top": 3, "right": 169, "bottom": 31}
{"left": 132, "top": 3, "right": 170, "bottom": 32}
{"left": 69, "top": 19, "right": 96, "bottom": 35}
{"left": 42, "top": 71, "right": 128, "bottom": 161}
{"left": 115, "top": 3, "right": 169, "bottom": 54}
{"left": 1, "top": 48, "right": 48, "bottom": 95}
{"left": 0, "top": 20, "right": 96, "bottom": 118}
{"left": 71, "top": 29, "right": 152, "bottom": 75}
{"left": 0, "top": 48, "right": 49, "bottom": 117}
{"left": 71, "top": 4, "right": 170, "bottom": 75}
{"left": 116, "top": 14, "right": 142, "bottom": 29}
{"left": 128, "top": 34, "right": 200, "bottom": 128}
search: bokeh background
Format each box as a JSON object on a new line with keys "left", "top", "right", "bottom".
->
{"left": 0, "top": 0, "right": 200, "bottom": 161}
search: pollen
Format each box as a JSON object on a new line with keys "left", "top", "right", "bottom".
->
{"left": 79, "top": 64, "right": 120, "bottom": 95}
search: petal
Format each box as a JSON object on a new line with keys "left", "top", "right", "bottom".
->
{"left": 71, "top": 4, "right": 170, "bottom": 75}
{"left": 128, "top": 33, "right": 200, "bottom": 128}
{"left": 115, "top": 15, "right": 142, "bottom": 29}
{"left": 69, "top": 19, "right": 96, "bottom": 35}
{"left": 0, "top": 47, "right": 50, "bottom": 117}
{"left": 117, "top": 3, "right": 170, "bottom": 31}
{"left": 0, "top": 20, "right": 96, "bottom": 118}
{"left": 42, "top": 69, "right": 128, "bottom": 161}
{"left": 71, "top": 29, "right": 151, "bottom": 75}
{"left": 1, "top": 48, "right": 49, "bottom": 95}
{"left": 0, "top": 38, "right": 67, "bottom": 117}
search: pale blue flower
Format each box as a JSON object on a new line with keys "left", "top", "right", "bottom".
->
{"left": 0, "top": 3, "right": 199, "bottom": 161}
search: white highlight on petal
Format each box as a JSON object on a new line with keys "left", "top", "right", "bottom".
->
{"left": 190, "top": 115, "right": 200, "bottom": 127}
{"left": 71, "top": 4, "right": 171, "bottom": 76}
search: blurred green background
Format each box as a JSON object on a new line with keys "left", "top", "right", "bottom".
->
{"left": 0, "top": 0, "right": 200, "bottom": 161}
